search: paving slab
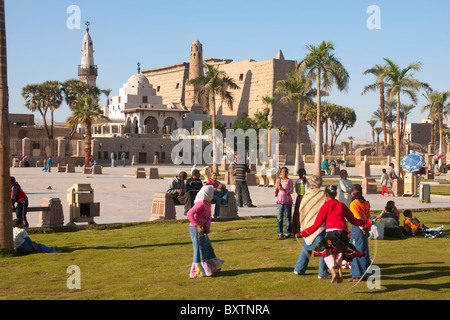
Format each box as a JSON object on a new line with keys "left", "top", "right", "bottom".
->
{"left": 9, "top": 164, "right": 450, "bottom": 228}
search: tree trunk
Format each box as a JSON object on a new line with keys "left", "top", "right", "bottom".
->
{"left": 84, "top": 120, "right": 92, "bottom": 166}
{"left": 50, "top": 110, "right": 54, "bottom": 139}
{"left": 0, "top": 0, "right": 13, "bottom": 249}
{"left": 313, "top": 74, "right": 322, "bottom": 176}
{"left": 395, "top": 93, "right": 401, "bottom": 176}
{"left": 380, "top": 84, "right": 387, "bottom": 145}
{"left": 294, "top": 101, "right": 302, "bottom": 174}
{"left": 211, "top": 96, "right": 218, "bottom": 173}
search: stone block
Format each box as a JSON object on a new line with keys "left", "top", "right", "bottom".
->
{"left": 360, "top": 161, "right": 371, "bottom": 178}
{"left": 135, "top": 167, "right": 146, "bottom": 179}
{"left": 37, "top": 198, "right": 64, "bottom": 228}
{"left": 362, "top": 177, "right": 378, "bottom": 194}
{"left": 218, "top": 191, "right": 238, "bottom": 218}
{"left": 150, "top": 193, "right": 176, "bottom": 220}
{"left": 148, "top": 167, "right": 159, "bottom": 179}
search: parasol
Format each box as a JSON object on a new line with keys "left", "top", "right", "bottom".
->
{"left": 434, "top": 152, "right": 445, "bottom": 160}
{"left": 401, "top": 151, "right": 426, "bottom": 173}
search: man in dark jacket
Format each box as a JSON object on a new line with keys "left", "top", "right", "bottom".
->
{"left": 229, "top": 154, "right": 256, "bottom": 208}
{"left": 186, "top": 169, "right": 203, "bottom": 205}
{"left": 166, "top": 171, "right": 192, "bottom": 214}
{"left": 11, "top": 176, "right": 29, "bottom": 228}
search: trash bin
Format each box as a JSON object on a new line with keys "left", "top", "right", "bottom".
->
{"left": 66, "top": 184, "right": 100, "bottom": 226}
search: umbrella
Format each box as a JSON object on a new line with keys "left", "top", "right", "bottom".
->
{"left": 434, "top": 152, "right": 445, "bottom": 160}
{"left": 401, "top": 151, "right": 426, "bottom": 173}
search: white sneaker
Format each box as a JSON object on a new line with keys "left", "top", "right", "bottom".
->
{"left": 318, "top": 274, "right": 332, "bottom": 279}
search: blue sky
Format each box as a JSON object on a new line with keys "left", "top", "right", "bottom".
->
{"left": 4, "top": 0, "right": 450, "bottom": 141}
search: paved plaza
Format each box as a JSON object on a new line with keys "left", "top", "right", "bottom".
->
{"left": 10, "top": 164, "right": 450, "bottom": 228}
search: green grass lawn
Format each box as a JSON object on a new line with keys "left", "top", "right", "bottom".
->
{"left": 1, "top": 211, "right": 449, "bottom": 300}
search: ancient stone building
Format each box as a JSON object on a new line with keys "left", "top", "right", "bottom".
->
{"left": 142, "top": 40, "right": 311, "bottom": 161}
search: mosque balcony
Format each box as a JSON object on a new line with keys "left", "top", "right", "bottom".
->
{"left": 78, "top": 65, "right": 98, "bottom": 76}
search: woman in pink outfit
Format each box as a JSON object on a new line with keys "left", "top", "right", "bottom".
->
{"left": 187, "top": 185, "right": 224, "bottom": 278}
{"left": 274, "top": 167, "right": 294, "bottom": 239}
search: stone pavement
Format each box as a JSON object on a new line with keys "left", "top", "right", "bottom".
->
{"left": 9, "top": 163, "right": 450, "bottom": 228}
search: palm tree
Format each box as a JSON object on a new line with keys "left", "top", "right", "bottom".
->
{"left": 275, "top": 71, "right": 315, "bottom": 173}
{"left": 22, "top": 83, "right": 51, "bottom": 138}
{"left": 384, "top": 58, "right": 430, "bottom": 175}
{"left": 0, "top": 0, "right": 13, "bottom": 249}
{"left": 63, "top": 79, "right": 101, "bottom": 139}
{"left": 261, "top": 95, "right": 275, "bottom": 123}
{"left": 66, "top": 95, "right": 110, "bottom": 166}
{"left": 375, "top": 127, "right": 383, "bottom": 155}
{"left": 101, "top": 88, "right": 112, "bottom": 110}
{"left": 42, "top": 80, "right": 63, "bottom": 139}
{"left": 362, "top": 64, "right": 389, "bottom": 145}
{"left": 348, "top": 136, "right": 354, "bottom": 155}
{"left": 189, "top": 63, "right": 239, "bottom": 173}
{"left": 421, "top": 91, "right": 450, "bottom": 161}
{"left": 298, "top": 41, "right": 350, "bottom": 175}
{"left": 400, "top": 103, "right": 415, "bottom": 142}
{"left": 367, "top": 119, "right": 377, "bottom": 147}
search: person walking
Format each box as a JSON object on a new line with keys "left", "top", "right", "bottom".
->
{"left": 46, "top": 156, "right": 53, "bottom": 173}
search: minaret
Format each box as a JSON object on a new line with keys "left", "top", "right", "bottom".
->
{"left": 185, "top": 39, "right": 204, "bottom": 113}
{"left": 78, "top": 21, "right": 98, "bottom": 86}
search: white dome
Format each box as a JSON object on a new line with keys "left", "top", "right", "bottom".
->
{"left": 126, "top": 73, "right": 150, "bottom": 87}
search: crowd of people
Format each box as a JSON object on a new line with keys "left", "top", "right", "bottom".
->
{"left": 10, "top": 157, "right": 445, "bottom": 284}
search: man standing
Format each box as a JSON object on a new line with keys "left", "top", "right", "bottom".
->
{"left": 229, "top": 154, "right": 256, "bottom": 208}
{"left": 121, "top": 152, "right": 127, "bottom": 167}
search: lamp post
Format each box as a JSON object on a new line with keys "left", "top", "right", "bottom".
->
{"left": 0, "top": 0, "right": 13, "bottom": 249}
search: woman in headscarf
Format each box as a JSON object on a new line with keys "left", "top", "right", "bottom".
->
{"left": 187, "top": 185, "right": 224, "bottom": 278}
{"left": 293, "top": 175, "right": 330, "bottom": 279}
{"left": 348, "top": 184, "right": 372, "bottom": 282}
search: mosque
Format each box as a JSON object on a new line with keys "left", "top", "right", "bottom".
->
{"left": 78, "top": 23, "right": 312, "bottom": 163}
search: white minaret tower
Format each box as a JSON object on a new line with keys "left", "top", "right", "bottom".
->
{"left": 78, "top": 21, "right": 98, "bottom": 86}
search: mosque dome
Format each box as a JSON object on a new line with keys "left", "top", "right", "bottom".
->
{"left": 126, "top": 73, "right": 150, "bottom": 87}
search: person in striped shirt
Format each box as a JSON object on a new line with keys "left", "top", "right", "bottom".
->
{"left": 229, "top": 154, "right": 256, "bottom": 208}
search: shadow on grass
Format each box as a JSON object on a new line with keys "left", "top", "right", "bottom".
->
{"left": 216, "top": 267, "right": 293, "bottom": 277}
{"left": 355, "top": 262, "right": 450, "bottom": 294}
{"left": 58, "top": 238, "right": 243, "bottom": 252}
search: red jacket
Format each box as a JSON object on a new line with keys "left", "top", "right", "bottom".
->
{"left": 301, "top": 198, "right": 370, "bottom": 237}
{"left": 205, "top": 179, "right": 226, "bottom": 190}
{"left": 11, "top": 182, "right": 28, "bottom": 205}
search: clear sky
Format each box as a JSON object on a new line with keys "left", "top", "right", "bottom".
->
{"left": 4, "top": 0, "right": 450, "bottom": 142}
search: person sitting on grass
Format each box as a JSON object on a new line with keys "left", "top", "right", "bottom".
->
{"left": 297, "top": 185, "right": 370, "bottom": 284}
{"left": 403, "top": 210, "right": 444, "bottom": 238}
{"left": 205, "top": 172, "right": 229, "bottom": 219}
{"left": 13, "top": 219, "right": 60, "bottom": 254}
